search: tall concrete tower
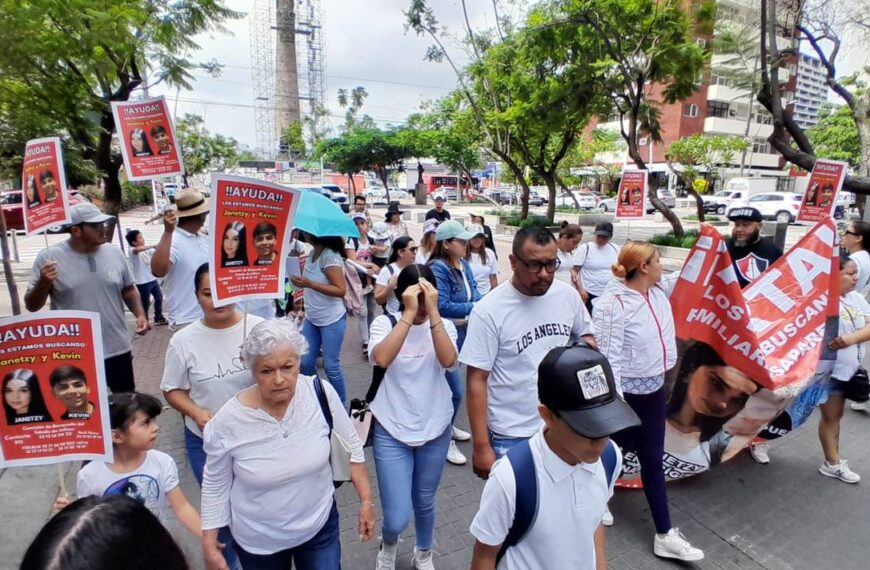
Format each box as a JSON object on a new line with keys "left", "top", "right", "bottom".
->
{"left": 275, "top": 0, "right": 301, "bottom": 144}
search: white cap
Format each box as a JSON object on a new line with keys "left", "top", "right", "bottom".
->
{"left": 69, "top": 203, "right": 112, "bottom": 225}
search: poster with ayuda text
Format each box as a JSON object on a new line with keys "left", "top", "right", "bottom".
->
{"left": 209, "top": 175, "right": 301, "bottom": 307}
{"left": 0, "top": 312, "right": 112, "bottom": 467}
{"left": 615, "top": 169, "right": 647, "bottom": 219}
{"left": 111, "top": 96, "right": 184, "bottom": 181}
{"left": 21, "top": 137, "right": 71, "bottom": 235}
{"left": 796, "top": 159, "right": 848, "bottom": 223}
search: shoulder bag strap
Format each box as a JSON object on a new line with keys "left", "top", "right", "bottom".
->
{"left": 496, "top": 439, "right": 538, "bottom": 565}
{"left": 313, "top": 376, "right": 333, "bottom": 434}
{"left": 365, "top": 314, "right": 399, "bottom": 403}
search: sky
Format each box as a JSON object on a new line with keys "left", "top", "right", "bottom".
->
{"left": 152, "top": 0, "right": 865, "bottom": 151}
{"left": 151, "top": 0, "right": 505, "bottom": 150}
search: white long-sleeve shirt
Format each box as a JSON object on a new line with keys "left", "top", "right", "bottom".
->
{"left": 201, "top": 375, "right": 364, "bottom": 555}
{"left": 592, "top": 279, "right": 677, "bottom": 394}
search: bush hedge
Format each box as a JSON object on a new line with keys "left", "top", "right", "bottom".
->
{"left": 649, "top": 229, "right": 700, "bottom": 249}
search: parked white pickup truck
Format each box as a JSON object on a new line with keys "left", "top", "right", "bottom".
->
{"left": 702, "top": 178, "right": 779, "bottom": 215}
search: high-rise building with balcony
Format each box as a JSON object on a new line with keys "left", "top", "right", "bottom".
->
{"left": 794, "top": 53, "right": 828, "bottom": 128}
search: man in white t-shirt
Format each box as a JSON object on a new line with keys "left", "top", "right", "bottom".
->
{"left": 151, "top": 189, "right": 210, "bottom": 328}
{"left": 470, "top": 344, "right": 638, "bottom": 570}
{"left": 461, "top": 225, "right": 596, "bottom": 479}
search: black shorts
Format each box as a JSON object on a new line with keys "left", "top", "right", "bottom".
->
{"left": 104, "top": 351, "right": 135, "bottom": 394}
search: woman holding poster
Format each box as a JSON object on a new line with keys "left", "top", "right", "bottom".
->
{"left": 201, "top": 319, "right": 374, "bottom": 570}
{"left": 292, "top": 234, "right": 350, "bottom": 405}
{"left": 593, "top": 241, "right": 704, "bottom": 562}
{"left": 3, "top": 369, "right": 53, "bottom": 425}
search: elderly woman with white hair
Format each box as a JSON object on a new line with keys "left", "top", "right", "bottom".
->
{"left": 200, "top": 319, "right": 375, "bottom": 570}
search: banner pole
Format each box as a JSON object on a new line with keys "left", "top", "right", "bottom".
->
{"left": 43, "top": 231, "right": 49, "bottom": 251}
{"left": 56, "top": 462, "right": 68, "bottom": 497}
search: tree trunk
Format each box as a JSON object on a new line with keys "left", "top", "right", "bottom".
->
{"left": 0, "top": 213, "right": 21, "bottom": 316}
{"left": 554, "top": 172, "right": 581, "bottom": 209}
{"left": 739, "top": 88, "right": 756, "bottom": 177}
{"left": 541, "top": 172, "right": 558, "bottom": 223}
{"left": 489, "top": 149, "right": 529, "bottom": 218}
{"left": 377, "top": 168, "right": 391, "bottom": 204}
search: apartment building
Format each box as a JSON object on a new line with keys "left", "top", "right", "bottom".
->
{"left": 794, "top": 53, "right": 828, "bottom": 128}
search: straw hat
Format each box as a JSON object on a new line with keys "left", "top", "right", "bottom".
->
{"left": 174, "top": 189, "right": 210, "bottom": 218}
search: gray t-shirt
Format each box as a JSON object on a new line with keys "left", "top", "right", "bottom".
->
{"left": 29, "top": 241, "right": 135, "bottom": 358}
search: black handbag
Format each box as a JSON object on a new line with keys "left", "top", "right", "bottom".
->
{"left": 842, "top": 368, "right": 870, "bottom": 402}
{"left": 348, "top": 314, "right": 398, "bottom": 447}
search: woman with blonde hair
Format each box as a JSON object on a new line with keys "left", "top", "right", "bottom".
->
{"left": 592, "top": 241, "right": 704, "bottom": 562}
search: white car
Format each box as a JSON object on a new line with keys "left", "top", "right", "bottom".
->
{"left": 726, "top": 192, "right": 802, "bottom": 224}
{"left": 597, "top": 197, "right": 617, "bottom": 212}
{"left": 554, "top": 192, "right": 597, "bottom": 210}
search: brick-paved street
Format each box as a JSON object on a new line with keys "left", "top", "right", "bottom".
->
{"left": 2, "top": 206, "right": 870, "bottom": 569}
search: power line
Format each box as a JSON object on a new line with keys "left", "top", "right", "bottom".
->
{"left": 215, "top": 63, "right": 452, "bottom": 91}
{"left": 171, "top": 95, "right": 410, "bottom": 123}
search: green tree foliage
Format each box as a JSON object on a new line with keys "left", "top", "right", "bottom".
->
{"left": 0, "top": 0, "right": 239, "bottom": 213}
{"left": 807, "top": 103, "right": 861, "bottom": 169}
{"left": 280, "top": 120, "right": 306, "bottom": 157}
{"left": 666, "top": 134, "right": 749, "bottom": 220}
{"left": 175, "top": 114, "right": 241, "bottom": 183}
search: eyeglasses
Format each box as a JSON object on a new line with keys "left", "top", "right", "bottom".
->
{"left": 845, "top": 230, "right": 860, "bottom": 237}
{"left": 515, "top": 255, "right": 561, "bottom": 274}
{"left": 405, "top": 246, "right": 419, "bottom": 253}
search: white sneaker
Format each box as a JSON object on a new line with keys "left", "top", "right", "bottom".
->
{"left": 601, "top": 507, "right": 614, "bottom": 527}
{"left": 375, "top": 542, "right": 397, "bottom": 570}
{"left": 653, "top": 528, "right": 704, "bottom": 562}
{"left": 850, "top": 401, "right": 868, "bottom": 411}
{"left": 412, "top": 547, "right": 436, "bottom": 570}
{"left": 446, "top": 440, "right": 467, "bottom": 465}
{"left": 452, "top": 425, "right": 471, "bottom": 442}
{"left": 749, "top": 441, "right": 770, "bottom": 464}
{"left": 819, "top": 459, "right": 861, "bottom": 483}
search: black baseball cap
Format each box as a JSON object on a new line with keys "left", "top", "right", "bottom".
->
{"left": 538, "top": 343, "right": 640, "bottom": 439}
{"left": 594, "top": 222, "right": 614, "bottom": 237}
{"left": 727, "top": 207, "right": 762, "bottom": 222}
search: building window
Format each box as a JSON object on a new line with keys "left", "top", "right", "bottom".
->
{"left": 684, "top": 103, "right": 699, "bottom": 118}
{"left": 754, "top": 109, "right": 772, "bottom": 124}
{"left": 708, "top": 100, "right": 730, "bottom": 118}
{"left": 752, "top": 139, "right": 771, "bottom": 154}
{"left": 638, "top": 137, "right": 648, "bottom": 146}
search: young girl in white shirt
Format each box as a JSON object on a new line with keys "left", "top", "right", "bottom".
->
{"left": 54, "top": 393, "right": 200, "bottom": 539}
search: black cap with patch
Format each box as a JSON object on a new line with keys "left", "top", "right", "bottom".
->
{"left": 537, "top": 343, "right": 640, "bottom": 439}
{"left": 727, "top": 207, "right": 763, "bottom": 222}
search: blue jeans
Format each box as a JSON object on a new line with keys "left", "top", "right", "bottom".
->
{"left": 136, "top": 280, "right": 164, "bottom": 321}
{"left": 373, "top": 422, "right": 451, "bottom": 549}
{"left": 488, "top": 431, "right": 529, "bottom": 458}
{"left": 234, "top": 501, "right": 341, "bottom": 570}
{"left": 301, "top": 315, "right": 347, "bottom": 405}
{"left": 445, "top": 324, "right": 467, "bottom": 425}
{"left": 184, "top": 428, "right": 240, "bottom": 570}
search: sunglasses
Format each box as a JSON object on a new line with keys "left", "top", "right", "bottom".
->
{"left": 844, "top": 230, "right": 860, "bottom": 237}
{"left": 404, "top": 246, "right": 419, "bottom": 253}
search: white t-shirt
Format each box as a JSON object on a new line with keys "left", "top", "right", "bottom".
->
{"left": 833, "top": 291, "right": 870, "bottom": 381}
{"left": 302, "top": 249, "right": 346, "bottom": 327}
{"left": 375, "top": 263, "right": 402, "bottom": 315}
{"left": 554, "top": 248, "right": 576, "bottom": 285}
{"left": 77, "top": 450, "right": 179, "bottom": 524}
{"left": 415, "top": 249, "right": 433, "bottom": 265}
{"left": 201, "top": 377, "right": 364, "bottom": 555}
{"left": 368, "top": 316, "right": 458, "bottom": 445}
{"left": 160, "top": 315, "right": 265, "bottom": 437}
{"left": 468, "top": 250, "right": 499, "bottom": 295}
{"left": 851, "top": 250, "right": 870, "bottom": 297}
{"left": 574, "top": 242, "right": 620, "bottom": 297}
{"left": 162, "top": 227, "right": 209, "bottom": 326}
{"left": 129, "top": 249, "right": 156, "bottom": 285}
{"left": 459, "top": 280, "right": 593, "bottom": 438}
{"left": 470, "top": 428, "right": 619, "bottom": 570}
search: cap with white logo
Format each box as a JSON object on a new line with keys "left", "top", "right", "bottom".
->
{"left": 537, "top": 343, "right": 640, "bottom": 439}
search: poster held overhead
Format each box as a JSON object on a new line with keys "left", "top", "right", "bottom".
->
{"left": 209, "top": 174, "right": 302, "bottom": 307}
{"left": 0, "top": 312, "right": 112, "bottom": 468}
{"left": 796, "top": 159, "right": 848, "bottom": 223}
{"left": 615, "top": 169, "right": 647, "bottom": 219}
{"left": 111, "top": 96, "right": 184, "bottom": 181}
{"left": 21, "top": 137, "right": 71, "bottom": 236}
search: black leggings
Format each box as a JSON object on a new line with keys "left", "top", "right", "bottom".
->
{"left": 611, "top": 386, "right": 672, "bottom": 534}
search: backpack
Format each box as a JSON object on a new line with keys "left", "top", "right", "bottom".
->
{"left": 495, "top": 439, "right": 620, "bottom": 565}
{"left": 348, "top": 314, "right": 398, "bottom": 447}
{"left": 342, "top": 260, "right": 364, "bottom": 316}
{"left": 377, "top": 264, "right": 397, "bottom": 311}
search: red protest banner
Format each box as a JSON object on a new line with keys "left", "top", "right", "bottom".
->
{"left": 111, "top": 96, "right": 184, "bottom": 181}
{"left": 21, "top": 137, "right": 71, "bottom": 235}
{"left": 615, "top": 169, "right": 647, "bottom": 219}
{"left": 0, "top": 312, "right": 112, "bottom": 467}
{"left": 796, "top": 159, "right": 847, "bottom": 223}
{"left": 209, "top": 175, "right": 301, "bottom": 306}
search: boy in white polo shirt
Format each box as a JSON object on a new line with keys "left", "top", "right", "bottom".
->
{"left": 470, "top": 343, "right": 640, "bottom": 570}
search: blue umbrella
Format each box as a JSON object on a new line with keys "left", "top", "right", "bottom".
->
{"left": 294, "top": 190, "right": 360, "bottom": 238}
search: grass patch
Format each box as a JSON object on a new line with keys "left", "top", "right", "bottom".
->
{"left": 502, "top": 214, "right": 550, "bottom": 227}
{"left": 684, "top": 214, "right": 722, "bottom": 222}
{"left": 648, "top": 229, "right": 700, "bottom": 249}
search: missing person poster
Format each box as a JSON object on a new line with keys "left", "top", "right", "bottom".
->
{"left": 21, "top": 137, "right": 71, "bottom": 235}
{"left": 111, "top": 96, "right": 184, "bottom": 181}
{"left": 0, "top": 312, "right": 112, "bottom": 467}
{"left": 209, "top": 174, "right": 301, "bottom": 307}
{"left": 615, "top": 169, "right": 647, "bottom": 219}
{"left": 617, "top": 221, "right": 838, "bottom": 484}
{"left": 797, "top": 159, "right": 848, "bottom": 223}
